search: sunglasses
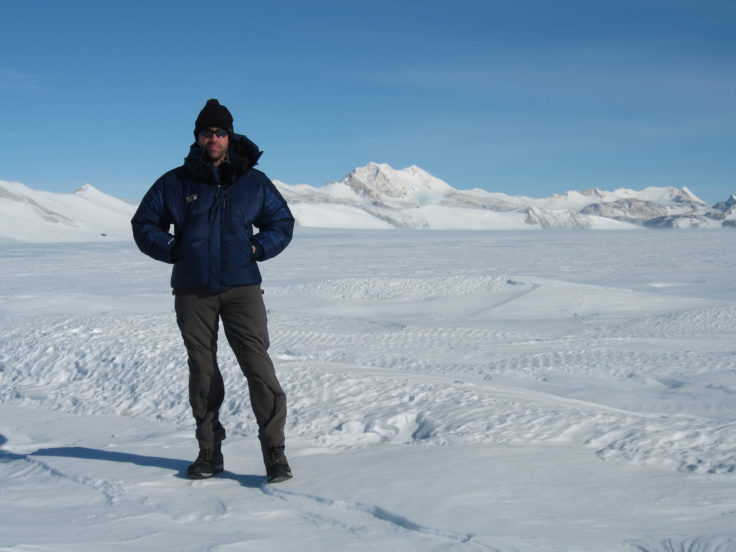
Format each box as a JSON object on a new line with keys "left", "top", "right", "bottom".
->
{"left": 199, "top": 128, "right": 229, "bottom": 138}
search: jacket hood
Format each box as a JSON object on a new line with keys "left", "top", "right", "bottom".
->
{"left": 184, "top": 132, "right": 264, "bottom": 181}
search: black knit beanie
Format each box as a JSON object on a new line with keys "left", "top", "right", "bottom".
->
{"left": 194, "top": 99, "right": 234, "bottom": 136}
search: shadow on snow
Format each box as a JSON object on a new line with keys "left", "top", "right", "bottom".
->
{"left": 0, "top": 434, "right": 264, "bottom": 488}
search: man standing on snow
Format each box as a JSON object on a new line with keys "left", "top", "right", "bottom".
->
{"left": 131, "top": 99, "right": 295, "bottom": 483}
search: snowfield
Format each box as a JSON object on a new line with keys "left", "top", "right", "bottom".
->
{"left": 1, "top": 229, "right": 735, "bottom": 551}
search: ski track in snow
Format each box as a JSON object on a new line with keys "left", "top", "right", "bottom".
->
{"left": 260, "top": 485, "right": 477, "bottom": 546}
{"left": 1, "top": 230, "right": 735, "bottom": 550}
{"left": 3, "top": 450, "right": 124, "bottom": 506}
{"left": 632, "top": 536, "right": 736, "bottom": 552}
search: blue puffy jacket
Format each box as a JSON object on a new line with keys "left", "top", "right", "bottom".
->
{"left": 132, "top": 133, "right": 294, "bottom": 292}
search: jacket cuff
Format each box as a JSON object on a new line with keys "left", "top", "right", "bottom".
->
{"left": 252, "top": 241, "right": 264, "bottom": 261}
{"left": 168, "top": 237, "right": 179, "bottom": 263}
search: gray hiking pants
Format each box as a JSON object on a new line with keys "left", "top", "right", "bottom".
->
{"left": 174, "top": 285, "right": 286, "bottom": 451}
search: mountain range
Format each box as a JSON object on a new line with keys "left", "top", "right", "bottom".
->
{"left": 1, "top": 163, "right": 734, "bottom": 242}
{"left": 278, "top": 162, "right": 734, "bottom": 230}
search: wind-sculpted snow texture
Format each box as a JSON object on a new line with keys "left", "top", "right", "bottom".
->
{"left": 1, "top": 230, "right": 735, "bottom": 551}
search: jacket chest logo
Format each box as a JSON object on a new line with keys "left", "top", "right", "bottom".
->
{"left": 186, "top": 194, "right": 199, "bottom": 203}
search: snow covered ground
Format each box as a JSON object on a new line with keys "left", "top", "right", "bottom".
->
{"left": 1, "top": 229, "right": 735, "bottom": 551}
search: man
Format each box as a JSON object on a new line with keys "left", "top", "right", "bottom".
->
{"left": 132, "top": 99, "right": 295, "bottom": 483}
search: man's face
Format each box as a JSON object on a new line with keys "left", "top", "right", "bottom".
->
{"left": 197, "top": 127, "right": 229, "bottom": 166}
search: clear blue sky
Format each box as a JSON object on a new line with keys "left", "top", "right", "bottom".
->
{"left": 2, "top": 0, "right": 734, "bottom": 202}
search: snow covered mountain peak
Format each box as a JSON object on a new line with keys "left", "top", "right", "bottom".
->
{"left": 614, "top": 185, "right": 706, "bottom": 205}
{"left": 339, "top": 162, "right": 453, "bottom": 207}
{"left": 74, "top": 183, "right": 99, "bottom": 195}
{"left": 713, "top": 194, "right": 736, "bottom": 209}
{"left": 0, "top": 180, "right": 135, "bottom": 242}
{"left": 555, "top": 188, "right": 606, "bottom": 200}
{"left": 712, "top": 194, "right": 736, "bottom": 217}
{"left": 666, "top": 186, "right": 705, "bottom": 205}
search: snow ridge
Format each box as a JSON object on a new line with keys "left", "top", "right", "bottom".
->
{"left": 0, "top": 180, "right": 135, "bottom": 242}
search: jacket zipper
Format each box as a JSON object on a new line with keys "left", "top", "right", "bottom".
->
{"left": 209, "top": 184, "right": 221, "bottom": 220}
